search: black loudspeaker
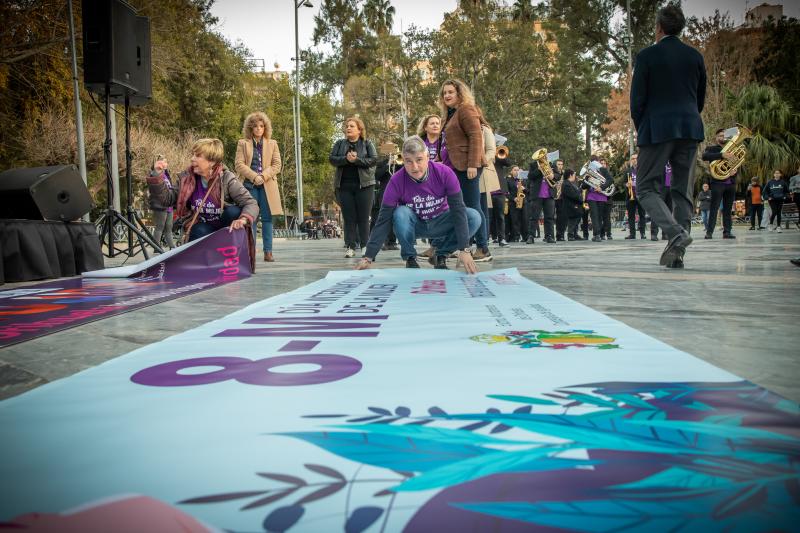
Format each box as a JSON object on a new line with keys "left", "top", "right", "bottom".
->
{"left": 82, "top": 0, "right": 139, "bottom": 95}
{"left": 0, "top": 166, "right": 93, "bottom": 221}
{"left": 110, "top": 15, "right": 151, "bottom": 105}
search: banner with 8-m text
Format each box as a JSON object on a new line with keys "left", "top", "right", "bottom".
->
{"left": 0, "top": 268, "right": 798, "bottom": 532}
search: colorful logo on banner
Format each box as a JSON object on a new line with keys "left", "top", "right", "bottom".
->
{"left": 1, "top": 269, "right": 798, "bottom": 533}
{"left": 0, "top": 228, "right": 251, "bottom": 348}
{"left": 471, "top": 329, "right": 619, "bottom": 350}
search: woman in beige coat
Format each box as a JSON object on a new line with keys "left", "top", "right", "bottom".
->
{"left": 235, "top": 112, "right": 283, "bottom": 262}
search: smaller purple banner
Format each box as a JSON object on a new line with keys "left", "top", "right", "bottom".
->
{"left": 0, "top": 228, "right": 251, "bottom": 348}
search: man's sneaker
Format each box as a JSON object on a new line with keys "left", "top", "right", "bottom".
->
{"left": 473, "top": 248, "right": 493, "bottom": 262}
{"left": 405, "top": 256, "right": 420, "bottom": 268}
{"left": 777, "top": 226, "right": 783, "bottom": 233}
{"left": 420, "top": 246, "right": 435, "bottom": 258}
{"left": 498, "top": 239, "right": 509, "bottom": 247}
{"left": 429, "top": 254, "right": 448, "bottom": 269}
{"left": 344, "top": 248, "right": 355, "bottom": 258}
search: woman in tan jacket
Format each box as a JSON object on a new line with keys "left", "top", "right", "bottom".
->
{"left": 235, "top": 112, "right": 283, "bottom": 262}
{"left": 438, "top": 79, "right": 491, "bottom": 262}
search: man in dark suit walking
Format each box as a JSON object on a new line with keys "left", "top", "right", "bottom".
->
{"left": 630, "top": 4, "right": 707, "bottom": 268}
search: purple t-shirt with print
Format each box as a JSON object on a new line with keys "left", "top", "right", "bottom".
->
{"left": 381, "top": 161, "right": 461, "bottom": 220}
{"left": 538, "top": 179, "right": 551, "bottom": 199}
{"left": 191, "top": 176, "right": 223, "bottom": 227}
{"left": 423, "top": 138, "right": 438, "bottom": 161}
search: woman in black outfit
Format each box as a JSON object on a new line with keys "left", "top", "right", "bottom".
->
{"left": 329, "top": 117, "right": 377, "bottom": 257}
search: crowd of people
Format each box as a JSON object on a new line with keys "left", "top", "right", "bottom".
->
{"left": 142, "top": 4, "right": 799, "bottom": 272}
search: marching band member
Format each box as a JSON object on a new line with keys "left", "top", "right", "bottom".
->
{"left": 599, "top": 157, "right": 613, "bottom": 239}
{"left": 507, "top": 165, "right": 527, "bottom": 242}
{"left": 583, "top": 156, "right": 611, "bottom": 242}
{"left": 624, "top": 153, "right": 646, "bottom": 239}
{"left": 702, "top": 128, "right": 737, "bottom": 239}
{"left": 552, "top": 159, "right": 567, "bottom": 241}
{"left": 527, "top": 154, "right": 557, "bottom": 244}
{"left": 561, "top": 169, "right": 584, "bottom": 240}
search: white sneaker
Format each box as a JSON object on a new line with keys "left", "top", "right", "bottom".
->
{"left": 344, "top": 248, "right": 355, "bottom": 258}
{"left": 777, "top": 226, "right": 783, "bottom": 233}
{"left": 361, "top": 247, "right": 366, "bottom": 256}
{"left": 769, "top": 225, "right": 775, "bottom": 231}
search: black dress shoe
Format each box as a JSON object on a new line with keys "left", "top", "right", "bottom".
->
{"left": 406, "top": 256, "right": 420, "bottom": 268}
{"left": 526, "top": 236, "right": 535, "bottom": 244}
{"left": 640, "top": 233, "right": 646, "bottom": 239}
{"left": 591, "top": 235, "right": 602, "bottom": 242}
{"left": 600, "top": 235, "right": 606, "bottom": 240}
{"left": 433, "top": 254, "right": 448, "bottom": 269}
{"left": 704, "top": 233, "right": 712, "bottom": 239}
{"left": 666, "top": 258, "right": 684, "bottom": 269}
{"left": 651, "top": 236, "right": 659, "bottom": 241}
{"left": 573, "top": 234, "right": 584, "bottom": 241}
{"left": 606, "top": 235, "right": 613, "bottom": 240}
{"left": 545, "top": 237, "right": 556, "bottom": 243}
{"left": 723, "top": 234, "right": 736, "bottom": 239}
{"left": 660, "top": 231, "right": 693, "bottom": 266}
{"left": 556, "top": 236, "right": 565, "bottom": 241}
{"left": 625, "top": 234, "right": 636, "bottom": 239}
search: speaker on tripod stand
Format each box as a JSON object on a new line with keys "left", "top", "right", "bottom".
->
{"left": 83, "top": 0, "right": 160, "bottom": 258}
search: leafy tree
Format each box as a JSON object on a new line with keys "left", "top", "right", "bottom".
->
{"left": 754, "top": 17, "right": 800, "bottom": 115}
{"left": 728, "top": 84, "right": 800, "bottom": 180}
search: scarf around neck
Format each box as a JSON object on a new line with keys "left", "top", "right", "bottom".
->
{"left": 176, "top": 163, "right": 224, "bottom": 219}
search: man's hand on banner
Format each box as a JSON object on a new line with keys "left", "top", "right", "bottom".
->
{"left": 354, "top": 257, "right": 372, "bottom": 270}
{"left": 457, "top": 250, "right": 478, "bottom": 274}
{"left": 229, "top": 217, "right": 248, "bottom": 232}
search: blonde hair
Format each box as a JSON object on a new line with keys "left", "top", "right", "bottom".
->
{"left": 242, "top": 111, "right": 273, "bottom": 140}
{"left": 191, "top": 138, "right": 224, "bottom": 164}
{"left": 343, "top": 116, "right": 366, "bottom": 140}
{"left": 438, "top": 79, "right": 476, "bottom": 117}
{"left": 416, "top": 114, "right": 441, "bottom": 137}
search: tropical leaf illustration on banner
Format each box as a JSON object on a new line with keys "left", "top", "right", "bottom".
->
{"left": 180, "top": 381, "right": 800, "bottom": 531}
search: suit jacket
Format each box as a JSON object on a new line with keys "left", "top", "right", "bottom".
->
{"left": 630, "top": 35, "right": 707, "bottom": 146}
{"left": 561, "top": 180, "right": 583, "bottom": 218}
{"left": 235, "top": 138, "right": 284, "bottom": 215}
{"left": 442, "top": 103, "right": 486, "bottom": 171}
{"left": 527, "top": 162, "right": 556, "bottom": 200}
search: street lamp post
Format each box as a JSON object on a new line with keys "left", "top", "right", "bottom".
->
{"left": 293, "top": 0, "right": 313, "bottom": 229}
{"left": 626, "top": 0, "right": 635, "bottom": 157}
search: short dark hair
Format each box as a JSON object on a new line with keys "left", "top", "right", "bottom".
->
{"left": 590, "top": 155, "right": 599, "bottom": 162}
{"left": 657, "top": 3, "right": 686, "bottom": 36}
{"left": 715, "top": 128, "right": 725, "bottom": 135}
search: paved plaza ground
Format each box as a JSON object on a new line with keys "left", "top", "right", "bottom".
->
{"left": 1, "top": 223, "right": 798, "bottom": 402}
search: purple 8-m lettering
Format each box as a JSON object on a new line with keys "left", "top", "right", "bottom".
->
{"left": 130, "top": 354, "right": 361, "bottom": 387}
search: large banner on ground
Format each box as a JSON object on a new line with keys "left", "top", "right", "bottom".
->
{"left": 1, "top": 269, "right": 798, "bottom": 532}
{"left": 0, "top": 228, "right": 251, "bottom": 348}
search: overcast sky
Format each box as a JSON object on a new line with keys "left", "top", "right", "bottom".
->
{"left": 209, "top": 0, "right": 799, "bottom": 73}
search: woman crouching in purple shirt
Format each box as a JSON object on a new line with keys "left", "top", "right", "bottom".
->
{"left": 146, "top": 138, "right": 258, "bottom": 242}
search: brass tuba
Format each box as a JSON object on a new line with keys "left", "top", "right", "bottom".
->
{"left": 496, "top": 145, "right": 509, "bottom": 160}
{"left": 710, "top": 123, "right": 753, "bottom": 180}
{"left": 579, "top": 161, "right": 616, "bottom": 197}
{"left": 531, "top": 147, "right": 556, "bottom": 187}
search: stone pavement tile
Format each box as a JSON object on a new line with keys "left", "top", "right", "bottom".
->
{"left": 1, "top": 224, "right": 798, "bottom": 401}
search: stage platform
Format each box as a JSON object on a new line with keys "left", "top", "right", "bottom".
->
{"left": 2, "top": 223, "right": 798, "bottom": 402}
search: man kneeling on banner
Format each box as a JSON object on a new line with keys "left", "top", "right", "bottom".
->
{"left": 146, "top": 138, "right": 259, "bottom": 243}
{"left": 356, "top": 135, "right": 480, "bottom": 274}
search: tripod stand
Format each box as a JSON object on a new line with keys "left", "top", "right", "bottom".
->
{"left": 94, "top": 86, "right": 162, "bottom": 258}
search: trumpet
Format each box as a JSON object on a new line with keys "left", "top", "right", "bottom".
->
{"left": 496, "top": 145, "right": 509, "bottom": 160}
{"left": 532, "top": 147, "right": 556, "bottom": 187}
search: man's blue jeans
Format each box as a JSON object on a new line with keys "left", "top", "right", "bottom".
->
{"left": 393, "top": 206, "right": 481, "bottom": 259}
{"left": 700, "top": 209, "right": 709, "bottom": 231}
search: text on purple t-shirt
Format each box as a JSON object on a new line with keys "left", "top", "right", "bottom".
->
{"left": 191, "top": 176, "right": 222, "bottom": 226}
{"left": 381, "top": 161, "right": 461, "bottom": 220}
